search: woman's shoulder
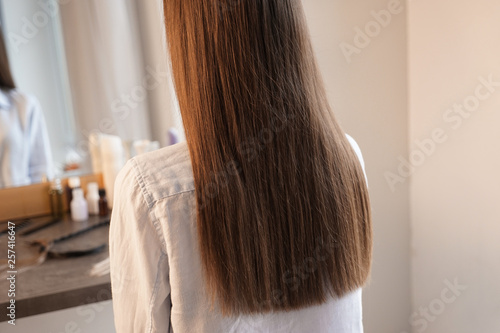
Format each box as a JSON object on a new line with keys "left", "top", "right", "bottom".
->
{"left": 345, "top": 133, "right": 368, "bottom": 184}
{"left": 3, "top": 89, "right": 42, "bottom": 115}
{"left": 118, "top": 141, "right": 194, "bottom": 207}
{"left": 345, "top": 134, "right": 364, "bottom": 164}
{"left": 0, "top": 89, "right": 43, "bottom": 130}
{"left": 5, "top": 89, "right": 38, "bottom": 104}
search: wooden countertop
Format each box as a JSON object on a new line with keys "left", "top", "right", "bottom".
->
{"left": 0, "top": 214, "right": 111, "bottom": 321}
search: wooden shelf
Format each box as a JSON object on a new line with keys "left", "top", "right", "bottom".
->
{"left": 0, "top": 174, "right": 104, "bottom": 222}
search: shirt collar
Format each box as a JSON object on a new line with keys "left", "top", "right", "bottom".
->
{"left": 0, "top": 89, "right": 12, "bottom": 110}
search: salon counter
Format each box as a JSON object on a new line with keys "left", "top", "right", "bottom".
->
{"left": 0, "top": 214, "right": 111, "bottom": 321}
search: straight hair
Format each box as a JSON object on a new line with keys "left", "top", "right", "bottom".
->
{"left": 0, "top": 26, "right": 16, "bottom": 90}
{"left": 164, "top": 0, "right": 372, "bottom": 315}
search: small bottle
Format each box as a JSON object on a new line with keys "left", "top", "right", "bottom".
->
{"left": 71, "top": 188, "right": 89, "bottom": 222}
{"left": 86, "top": 182, "right": 100, "bottom": 215}
{"left": 49, "top": 179, "right": 64, "bottom": 219}
{"left": 66, "top": 176, "right": 81, "bottom": 213}
{"left": 98, "top": 189, "right": 109, "bottom": 217}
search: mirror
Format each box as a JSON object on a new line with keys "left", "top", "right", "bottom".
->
{"left": 0, "top": 0, "right": 72, "bottom": 188}
{"left": 0, "top": 0, "right": 183, "bottom": 189}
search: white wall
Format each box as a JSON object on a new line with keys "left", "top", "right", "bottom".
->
{"left": 58, "top": 0, "right": 153, "bottom": 144}
{"left": 302, "top": 0, "right": 411, "bottom": 332}
{"left": 408, "top": 0, "right": 500, "bottom": 332}
{"left": 134, "top": 0, "right": 185, "bottom": 147}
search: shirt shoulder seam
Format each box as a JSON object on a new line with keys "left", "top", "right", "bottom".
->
{"left": 130, "top": 158, "right": 168, "bottom": 253}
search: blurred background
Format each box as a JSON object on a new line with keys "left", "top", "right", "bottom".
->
{"left": 0, "top": 0, "right": 183, "bottom": 183}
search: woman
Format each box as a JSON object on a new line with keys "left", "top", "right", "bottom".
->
{"left": 0, "top": 27, "right": 54, "bottom": 188}
{"left": 110, "top": 1, "right": 372, "bottom": 332}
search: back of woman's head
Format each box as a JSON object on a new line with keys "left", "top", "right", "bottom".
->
{"left": 164, "top": 0, "right": 372, "bottom": 315}
{"left": 0, "top": 26, "right": 16, "bottom": 90}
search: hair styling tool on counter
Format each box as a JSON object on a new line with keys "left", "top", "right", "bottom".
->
{"left": 0, "top": 219, "right": 110, "bottom": 272}
{"left": 19, "top": 218, "right": 62, "bottom": 236}
{"left": 0, "top": 219, "right": 33, "bottom": 235}
{"left": 28, "top": 219, "right": 110, "bottom": 258}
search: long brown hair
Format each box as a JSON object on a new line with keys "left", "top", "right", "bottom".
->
{"left": 0, "top": 26, "right": 16, "bottom": 90}
{"left": 164, "top": 0, "right": 372, "bottom": 315}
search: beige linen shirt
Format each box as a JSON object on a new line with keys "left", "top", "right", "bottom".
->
{"left": 109, "top": 135, "right": 367, "bottom": 333}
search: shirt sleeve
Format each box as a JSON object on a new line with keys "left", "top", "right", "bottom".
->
{"left": 109, "top": 159, "right": 171, "bottom": 333}
{"left": 27, "top": 96, "right": 54, "bottom": 182}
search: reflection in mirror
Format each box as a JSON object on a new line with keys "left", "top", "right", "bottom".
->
{"left": 0, "top": 25, "right": 54, "bottom": 188}
{"left": 0, "top": 0, "right": 75, "bottom": 189}
{"left": 0, "top": 0, "right": 183, "bottom": 190}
